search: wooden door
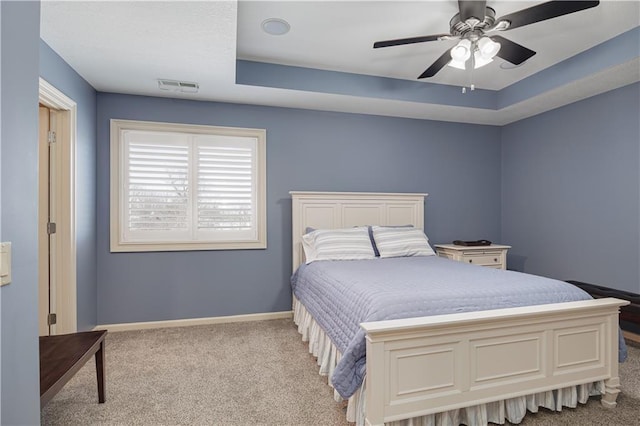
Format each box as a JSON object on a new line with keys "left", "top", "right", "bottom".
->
{"left": 38, "top": 105, "right": 59, "bottom": 336}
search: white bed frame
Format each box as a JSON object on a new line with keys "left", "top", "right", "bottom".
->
{"left": 290, "top": 191, "right": 629, "bottom": 426}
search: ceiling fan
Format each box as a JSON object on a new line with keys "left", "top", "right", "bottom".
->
{"left": 373, "top": 1, "right": 600, "bottom": 79}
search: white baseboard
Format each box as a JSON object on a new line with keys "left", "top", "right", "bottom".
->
{"left": 93, "top": 311, "right": 293, "bottom": 332}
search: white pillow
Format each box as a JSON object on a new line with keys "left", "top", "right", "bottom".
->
{"left": 371, "top": 226, "right": 435, "bottom": 258}
{"left": 302, "top": 227, "right": 375, "bottom": 264}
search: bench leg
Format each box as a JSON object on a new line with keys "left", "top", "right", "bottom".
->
{"left": 95, "top": 340, "right": 106, "bottom": 403}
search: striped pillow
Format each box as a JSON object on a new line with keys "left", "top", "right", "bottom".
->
{"left": 302, "top": 227, "right": 375, "bottom": 264}
{"left": 371, "top": 226, "right": 435, "bottom": 258}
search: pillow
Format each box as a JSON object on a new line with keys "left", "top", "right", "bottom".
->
{"left": 371, "top": 226, "right": 436, "bottom": 258}
{"left": 368, "top": 225, "right": 414, "bottom": 256}
{"left": 302, "top": 227, "right": 375, "bottom": 264}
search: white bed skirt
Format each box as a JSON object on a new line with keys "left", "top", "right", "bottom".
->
{"left": 292, "top": 296, "right": 604, "bottom": 426}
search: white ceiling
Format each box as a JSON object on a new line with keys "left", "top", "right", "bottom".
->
{"left": 40, "top": 1, "right": 640, "bottom": 125}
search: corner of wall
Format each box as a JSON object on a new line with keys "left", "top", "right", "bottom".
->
{"left": 1, "top": 1, "right": 42, "bottom": 424}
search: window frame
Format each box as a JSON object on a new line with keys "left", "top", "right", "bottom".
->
{"left": 110, "top": 119, "right": 266, "bottom": 252}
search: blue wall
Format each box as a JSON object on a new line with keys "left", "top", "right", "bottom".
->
{"left": 96, "top": 93, "right": 502, "bottom": 324}
{"left": 0, "top": 1, "right": 41, "bottom": 424}
{"left": 39, "top": 41, "right": 98, "bottom": 331}
{"left": 501, "top": 82, "right": 640, "bottom": 293}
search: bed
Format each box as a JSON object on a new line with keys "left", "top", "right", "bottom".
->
{"left": 290, "top": 191, "right": 629, "bottom": 426}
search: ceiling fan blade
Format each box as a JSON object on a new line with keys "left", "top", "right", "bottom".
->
{"left": 373, "top": 34, "right": 450, "bottom": 49}
{"left": 497, "top": 1, "right": 599, "bottom": 31}
{"left": 418, "top": 49, "right": 452, "bottom": 79}
{"left": 458, "top": 0, "right": 487, "bottom": 22}
{"left": 491, "top": 35, "right": 536, "bottom": 65}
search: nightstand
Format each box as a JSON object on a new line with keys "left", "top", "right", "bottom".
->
{"left": 434, "top": 244, "right": 511, "bottom": 269}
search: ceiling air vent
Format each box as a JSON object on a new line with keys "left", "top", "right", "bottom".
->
{"left": 157, "top": 79, "right": 199, "bottom": 93}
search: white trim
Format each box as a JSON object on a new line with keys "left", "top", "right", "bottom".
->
{"left": 38, "top": 78, "right": 77, "bottom": 334}
{"left": 93, "top": 310, "right": 293, "bottom": 332}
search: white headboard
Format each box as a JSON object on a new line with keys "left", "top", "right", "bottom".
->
{"left": 290, "top": 191, "right": 427, "bottom": 271}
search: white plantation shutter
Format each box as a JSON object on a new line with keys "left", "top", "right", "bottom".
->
{"left": 195, "top": 136, "right": 257, "bottom": 241}
{"left": 123, "top": 132, "right": 191, "bottom": 242}
{"left": 111, "top": 120, "right": 266, "bottom": 252}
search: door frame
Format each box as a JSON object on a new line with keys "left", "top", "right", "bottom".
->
{"left": 38, "top": 78, "right": 77, "bottom": 334}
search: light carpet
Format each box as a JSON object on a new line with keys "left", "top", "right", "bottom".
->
{"left": 41, "top": 319, "right": 640, "bottom": 426}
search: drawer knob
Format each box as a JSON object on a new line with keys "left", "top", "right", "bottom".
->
{"left": 494, "top": 258, "right": 498, "bottom": 262}
{"left": 468, "top": 259, "right": 472, "bottom": 263}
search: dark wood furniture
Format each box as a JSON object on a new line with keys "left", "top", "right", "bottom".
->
{"left": 40, "top": 330, "right": 107, "bottom": 408}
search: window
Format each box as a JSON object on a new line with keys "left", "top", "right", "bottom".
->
{"left": 110, "top": 119, "right": 266, "bottom": 252}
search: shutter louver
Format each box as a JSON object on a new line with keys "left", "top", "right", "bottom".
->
{"left": 126, "top": 141, "right": 190, "bottom": 235}
{"left": 197, "top": 144, "right": 253, "bottom": 232}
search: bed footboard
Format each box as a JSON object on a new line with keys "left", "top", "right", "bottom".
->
{"left": 360, "top": 298, "right": 629, "bottom": 426}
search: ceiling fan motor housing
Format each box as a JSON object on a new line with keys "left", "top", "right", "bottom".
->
{"left": 449, "top": 7, "right": 496, "bottom": 38}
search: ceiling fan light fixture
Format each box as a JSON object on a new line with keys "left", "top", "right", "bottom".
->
{"left": 450, "top": 39, "right": 471, "bottom": 62}
{"left": 477, "top": 37, "right": 500, "bottom": 60}
{"left": 375, "top": 0, "right": 601, "bottom": 80}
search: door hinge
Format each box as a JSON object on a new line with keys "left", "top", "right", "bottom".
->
{"left": 47, "top": 222, "right": 57, "bottom": 235}
{"left": 47, "top": 313, "right": 57, "bottom": 326}
{"left": 48, "top": 131, "right": 56, "bottom": 144}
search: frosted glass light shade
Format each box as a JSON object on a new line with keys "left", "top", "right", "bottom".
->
{"left": 473, "top": 51, "right": 493, "bottom": 68}
{"left": 477, "top": 37, "right": 500, "bottom": 59}
{"left": 450, "top": 39, "right": 472, "bottom": 62}
{"left": 448, "top": 59, "right": 467, "bottom": 70}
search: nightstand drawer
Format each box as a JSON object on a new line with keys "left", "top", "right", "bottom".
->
{"left": 462, "top": 253, "right": 502, "bottom": 266}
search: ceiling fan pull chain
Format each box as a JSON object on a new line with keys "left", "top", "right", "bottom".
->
{"left": 470, "top": 43, "right": 476, "bottom": 91}
{"left": 462, "top": 48, "right": 476, "bottom": 94}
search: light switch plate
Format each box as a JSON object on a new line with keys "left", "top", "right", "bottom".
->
{"left": 0, "top": 242, "right": 11, "bottom": 286}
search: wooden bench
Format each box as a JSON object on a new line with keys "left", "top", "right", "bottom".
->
{"left": 40, "top": 330, "right": 107, "bottom": 408}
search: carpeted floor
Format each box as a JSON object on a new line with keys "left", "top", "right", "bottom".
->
{"left": 41, "top": 319, "right": 640, "bottom": 426}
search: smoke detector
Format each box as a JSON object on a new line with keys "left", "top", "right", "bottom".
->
{"left": 157, "top": 79, "right": 199, "bottom": 93}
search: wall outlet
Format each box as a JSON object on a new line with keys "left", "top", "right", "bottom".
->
{"left": 0, "top": 242, "right": 11, "bottom": 286}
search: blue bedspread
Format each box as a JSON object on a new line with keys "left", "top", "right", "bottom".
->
{"left": 291, "top": 256, "right": 628, "bottom": 398}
